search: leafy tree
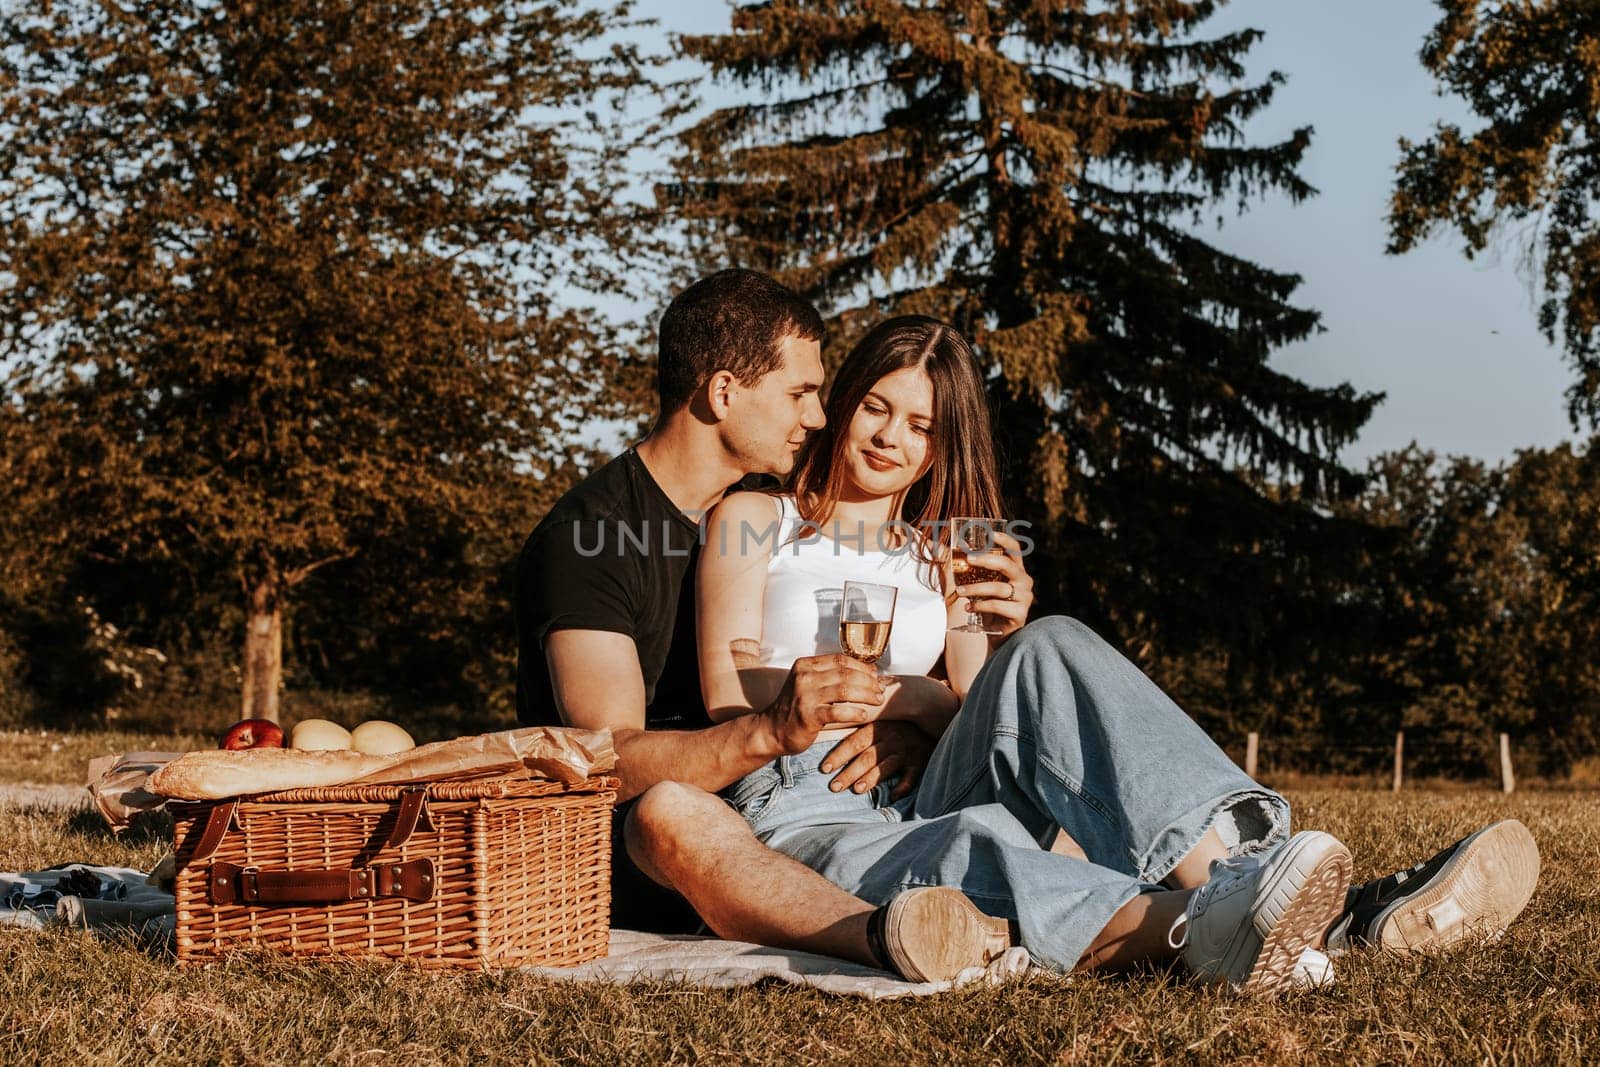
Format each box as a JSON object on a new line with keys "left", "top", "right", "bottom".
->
{"left": 1389, "top": 0, "right": 1600, "bottom": 425}
{"left": 1334, "top": 444, "right": 1600, "bottom": 777}
{"left": 669, "top": 1, "right": 1378, "bottom": 682}
{"left": 1502, "top": 442, "right": 1600, "bottom": 770}
{"left": 0, "top": 1, "right": 661, "bottom": 721}
{"left": 1353, "top": 450, "right": 1542, "bottom": 773}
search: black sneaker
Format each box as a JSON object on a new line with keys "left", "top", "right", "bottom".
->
{"left": 1325, "top": 819, "right": 1540, "bottom": 954}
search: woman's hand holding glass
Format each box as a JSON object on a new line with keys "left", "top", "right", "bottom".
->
{"left": 950, "top": 526, "right": 1034, "bottom": 641}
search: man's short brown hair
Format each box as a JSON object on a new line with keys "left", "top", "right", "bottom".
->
{"left": 656, "top": 269, "right": 824, "bottom": 413}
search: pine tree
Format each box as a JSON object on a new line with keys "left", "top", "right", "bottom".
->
{"left": 0, "top": 1, "right": 661, "bottom": 722}
{"left": 1389, "top": 1, "right": 1600, "bottom": 426}
{"left": 669, "top": 1, "right": 1378, "bottom": 682}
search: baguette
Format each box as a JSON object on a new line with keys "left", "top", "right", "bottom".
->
{"left": 148, "top": 748, "right": 390, "bottom": 800}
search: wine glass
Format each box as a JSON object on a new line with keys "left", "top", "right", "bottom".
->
{"left": 839, "top": 580, "right": 897, "bottom": 668}
{"left": 949, "top": 516, "right": 1004, "bottom": 635}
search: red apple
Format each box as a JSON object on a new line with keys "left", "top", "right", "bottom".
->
{"left": 218, "top": 718, "right": 286, "bottom": 750}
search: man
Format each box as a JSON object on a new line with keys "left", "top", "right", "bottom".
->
{"left": 519, "top": 269, "right": 1540, "bottom": 988}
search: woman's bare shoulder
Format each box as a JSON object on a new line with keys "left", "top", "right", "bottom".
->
{"left": 707, "top": 490, "right": 785, "bottom": 527}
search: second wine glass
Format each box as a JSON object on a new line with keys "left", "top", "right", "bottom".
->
{"left": 949, "top": 516, "right": 1004, "bottom": 635}
{"left": 840, "top": 580, "right": 897, "bottom": 667}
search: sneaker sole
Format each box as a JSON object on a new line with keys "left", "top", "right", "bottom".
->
{"left": 883, "top": 887, "right": 1012, "bottom": 982}
{"left": 1232, "top": 832, "right": 1352, "bottom": 992}
{"left": 1370, "top": 819, "right": 1540, "bottom": 954}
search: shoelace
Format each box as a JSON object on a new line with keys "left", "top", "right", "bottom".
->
{"left": 1167, "top": 912, "right": 1190, "bottom": 950}
{"left": 1166, "top": 850, "right": 1268, "bottom": 950}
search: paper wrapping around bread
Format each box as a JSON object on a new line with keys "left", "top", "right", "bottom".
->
{"left": 342, "top": 726, "right": 614, "bottom": 788}
{"left": 146, "top": 727, "right": 616, "bottom": 800}
{"left": 87, "top": 751, "right": 185, "bottom": 829}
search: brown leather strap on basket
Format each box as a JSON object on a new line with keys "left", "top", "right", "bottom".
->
{"left": 189, "top": 800, "right": 240, "bottom": 863}
{"left": 209, "top": 859, "right": 435, "bottom": 905}
{"left": 383, "top": 787, "right": 435, "bottom": 851}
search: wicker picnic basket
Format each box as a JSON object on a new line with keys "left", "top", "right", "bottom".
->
{"left": 169, "top": 773, "right": 617, "bottom": 968}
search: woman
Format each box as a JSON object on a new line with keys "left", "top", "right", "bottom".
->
{"left": 695, "top": 316, "right": 1353, "bottom": 990}
{"left": 697, "top": 314, "right": 1024, "bottom": 782}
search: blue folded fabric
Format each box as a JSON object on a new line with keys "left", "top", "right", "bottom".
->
{"left": 2, "top": 865, "right": 127, "bottom": 911}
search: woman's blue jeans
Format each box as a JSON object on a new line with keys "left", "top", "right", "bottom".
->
{"left": 723, "top": 616, "right": 1289, "bottom": 972}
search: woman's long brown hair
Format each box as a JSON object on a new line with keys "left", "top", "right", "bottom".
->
{"left": 790, "top": 315, "right": 1005, "bottom": 569}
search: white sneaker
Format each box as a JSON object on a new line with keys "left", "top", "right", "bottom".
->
{"left": 1168, "top": 831, "right": 1352, "bottom": 993}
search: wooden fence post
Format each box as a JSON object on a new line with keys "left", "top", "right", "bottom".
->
{"left": 1245, "top": 732, "right": 1258, "bottom": 779}
{"left": 1393, "top": 731, "right": 1404, "bottom": 793}
{"left": 1500, "top": 733, "right": 1515, "bottom": 794}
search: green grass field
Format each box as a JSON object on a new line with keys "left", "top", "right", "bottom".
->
{"left": 1, "top": 735, "right": 1595, "bottom": 1064}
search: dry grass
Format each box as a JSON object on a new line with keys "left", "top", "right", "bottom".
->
{"left": 0, "top": 728, "right": 204, "bottom": 786}
{"left": 1, "top": 787, "right": 1595, "bottom": 1065}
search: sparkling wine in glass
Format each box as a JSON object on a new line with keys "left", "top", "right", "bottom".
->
{"left": 950, "top": 516, "right": 1003, "bottom": 635}
{"left": 840, "top": 580, "right": 897, "bottom": 667}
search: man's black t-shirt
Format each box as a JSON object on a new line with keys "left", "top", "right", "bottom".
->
{"left": 515, "top": 448, "right": 713, "bottom": 733}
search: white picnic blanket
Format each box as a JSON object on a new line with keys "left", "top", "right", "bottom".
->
{"left": 0, "top": 864, "right": 1034, "bottom": 998}
{"left": 524, "top": 929, "right": 1035, "bottom": 999}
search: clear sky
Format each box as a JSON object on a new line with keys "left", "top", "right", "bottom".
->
{"left": 642, "top": 0, "right": 1577, "bottom": 468}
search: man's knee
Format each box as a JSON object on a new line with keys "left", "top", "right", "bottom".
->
{"left": 626, "top": 781, "right": 746, "bottom": 866}
{"left": 627, "top": 781, "right": 710, "bottom": 854}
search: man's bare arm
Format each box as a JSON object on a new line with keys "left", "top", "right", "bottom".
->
{"left": 544, "top": 630, "right": 883, "bottom": 803}
{"left": 544, "top": 630, "right": 789, "bottom": 803}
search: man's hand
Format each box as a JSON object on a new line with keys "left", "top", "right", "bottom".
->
{"left": 760, "top": 654, "right": 887, "bottom": 755}
{"left": 953, "top": 527, "right": 1036, "bottom": 642}
{"left": 820, "top": 719, "right": 935, "bottom": 799}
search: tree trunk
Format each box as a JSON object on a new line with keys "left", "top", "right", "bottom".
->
{"left": 241, "top": 578, "right": 282, "bottom": 723}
